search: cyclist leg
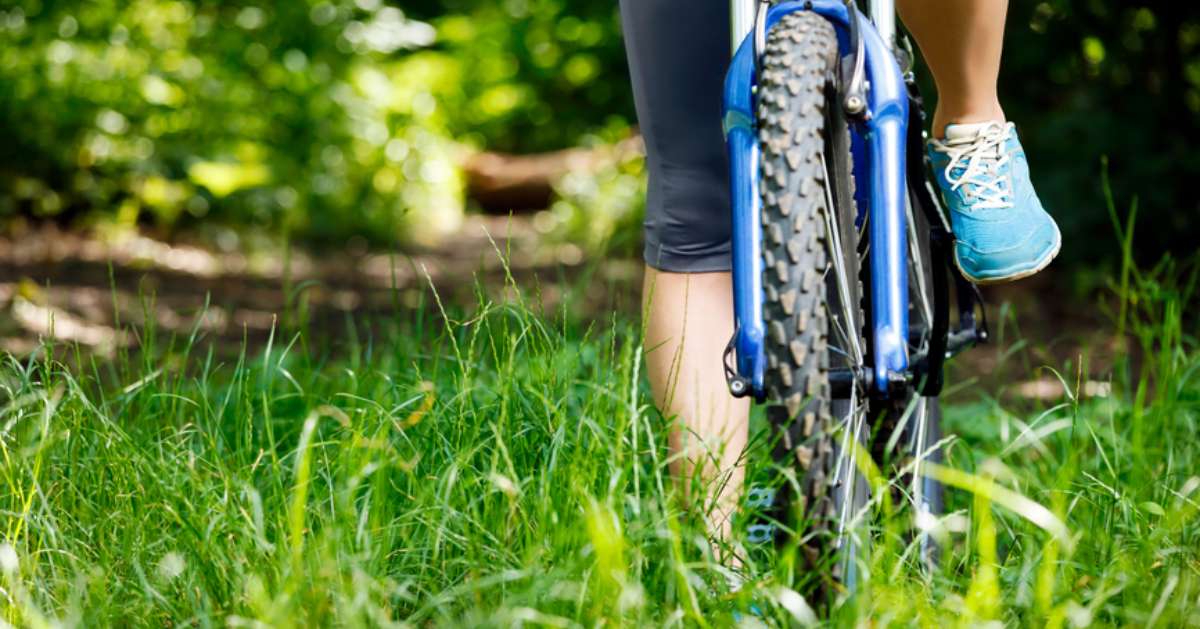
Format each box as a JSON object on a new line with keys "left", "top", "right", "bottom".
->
{"left": 619, "top": 0, "right": 749, "bottom": 549}
{"left": 642, "top": 270, "right": 748, "bottom": 546}
{"left": 898, "top": 0, "right": 1062, "bottom": 283}
{"left": 896, "top": 0, "right": 1007, "bottom": 134}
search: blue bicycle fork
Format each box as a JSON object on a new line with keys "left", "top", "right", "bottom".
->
{"left": 723, "top": 0, "right": 910, "bottom": 399}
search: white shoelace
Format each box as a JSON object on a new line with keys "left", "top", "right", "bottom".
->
{"left": 929, "top": 121, "right": 1015, "bottom": 210}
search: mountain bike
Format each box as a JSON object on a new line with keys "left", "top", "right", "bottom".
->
{"left": 720, "top": 0, "right": 989, "bottom": 605}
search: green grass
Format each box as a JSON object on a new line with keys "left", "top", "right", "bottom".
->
{"left": 0, "top": 252, "right": 1197, "bottom": 627}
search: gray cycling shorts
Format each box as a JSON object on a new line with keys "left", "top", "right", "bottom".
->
{"left": 619, "top": 0, "right": 733, "bottom": 273}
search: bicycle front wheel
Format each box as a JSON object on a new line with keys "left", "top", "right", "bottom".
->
{"left": 756, "top": 10, "right": 871, "bottom": 604}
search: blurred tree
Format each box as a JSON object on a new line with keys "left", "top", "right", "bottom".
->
{"left": 0, "top": 0, "right": 1195, "bottom": 267}
{"left": 0, "top": 0, "right": 463, "bottom": 245}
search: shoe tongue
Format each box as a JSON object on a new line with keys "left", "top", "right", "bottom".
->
{"left": 943, "top": 121, "right": 1005, "bottom": 141}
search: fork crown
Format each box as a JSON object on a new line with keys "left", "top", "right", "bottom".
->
{"left": 723, "top": 0, "right": 910, "bottom": 398}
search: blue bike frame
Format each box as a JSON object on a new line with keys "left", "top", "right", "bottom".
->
{"left": 724, "top": 0, "right": 909, "bottom": 398}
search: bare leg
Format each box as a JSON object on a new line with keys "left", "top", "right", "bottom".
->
{"left": 642, "top": 267, "right": 750, "bottom": 551}
{"left": 897, "top": 0, "right": 1009, "bottom": 135}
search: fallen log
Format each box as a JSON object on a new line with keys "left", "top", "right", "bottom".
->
{"left": 463, "top": 135, "right": 644, "bottom": 213}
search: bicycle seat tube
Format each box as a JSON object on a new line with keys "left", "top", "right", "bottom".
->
{"left": 730, "top": 0, "right": 757, "bottom": 55}
{"left": 868, "top": 0, "right": 897, "bottom": 51}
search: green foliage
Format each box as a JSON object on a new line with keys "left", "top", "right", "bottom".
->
{"left": 405, "top": 0, "right": 634, "bottom": 153}
{"left": 0, "top": 0, "right": 463, "bottom": 244}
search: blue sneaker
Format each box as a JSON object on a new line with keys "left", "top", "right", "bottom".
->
{"left": 927, "top": 121, "right": 1062, "bottom": 284}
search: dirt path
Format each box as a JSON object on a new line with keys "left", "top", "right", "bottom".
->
{"left": 0, "top": 219, "right": 1117, "bottom": 401}
{"left": 0, "top": 218, "right": 640, "bottom": 357}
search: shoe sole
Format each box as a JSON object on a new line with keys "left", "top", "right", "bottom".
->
{"left": 954, "top": 228, "right": 1063, "bottom": 286}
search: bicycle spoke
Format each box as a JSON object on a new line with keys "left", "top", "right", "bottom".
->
{"left": 906, "top": 197, "right": 933, "bottom": 351}
{"left": 820, "top": 152, "right": 864, "bottom": 365}
{"left": 910, "top": 398, "right": 928, "bottom": 507}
